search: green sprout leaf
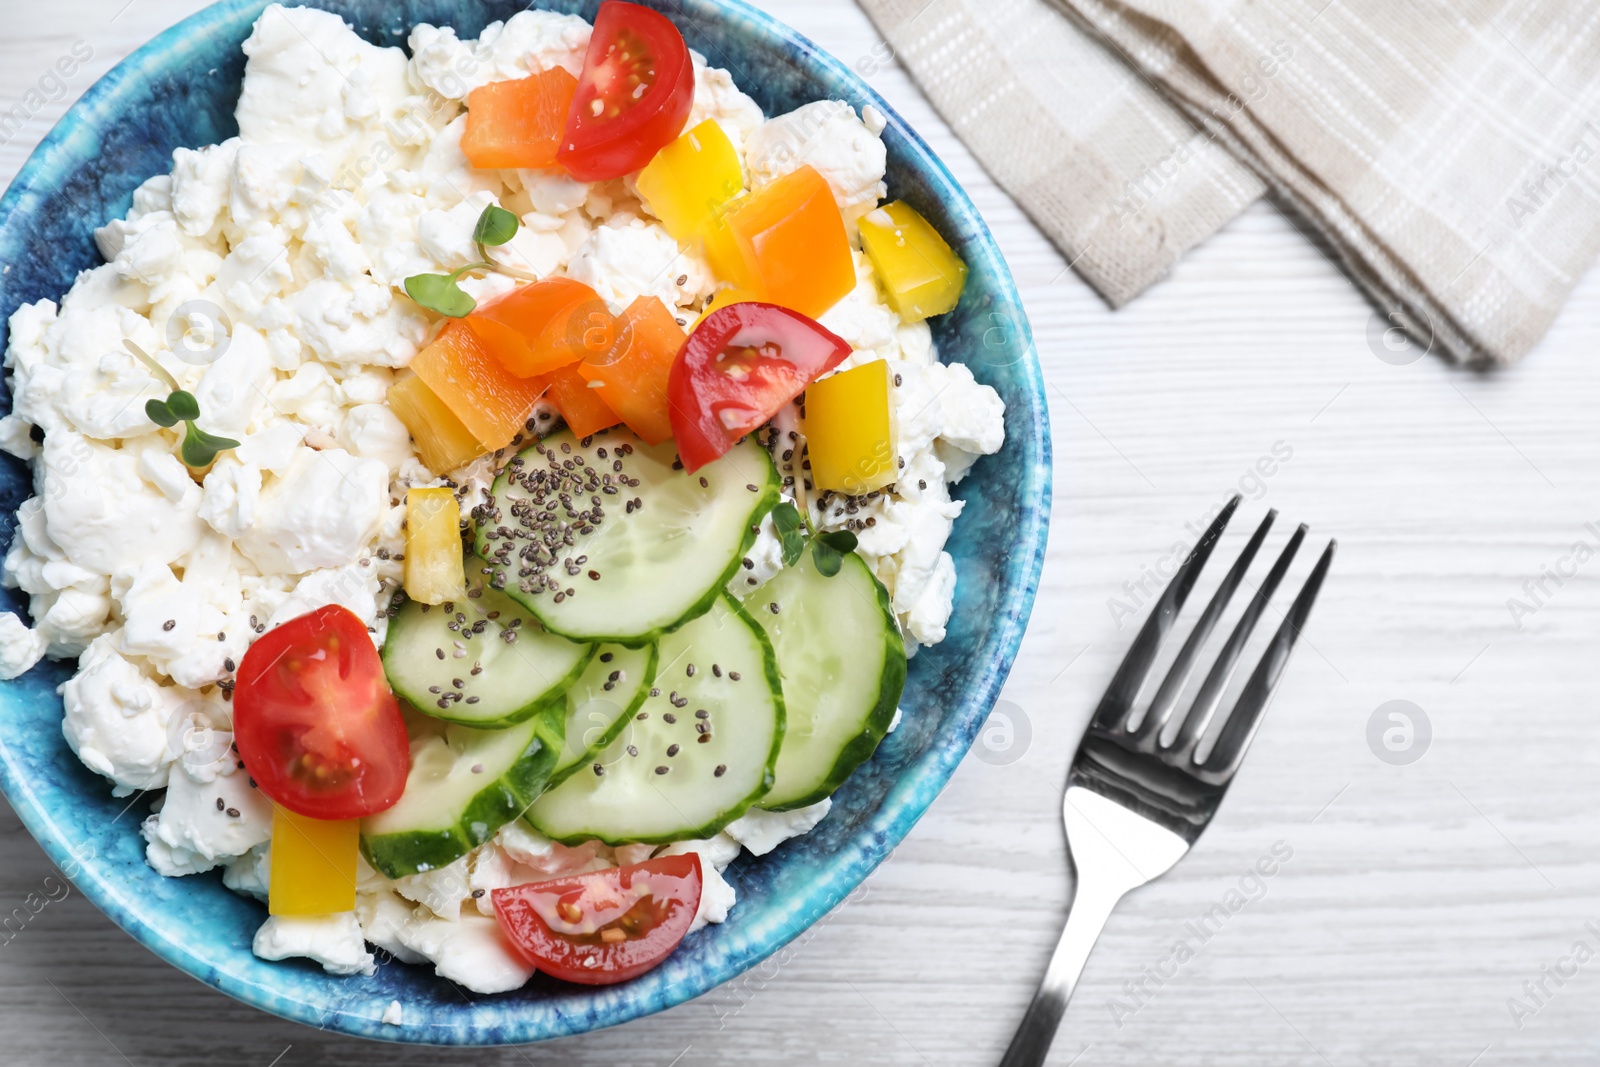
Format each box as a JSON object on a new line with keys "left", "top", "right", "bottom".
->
{"left": 771, "top": 501, "right": 803, "bottom": 534}
{"left": 771, "top": 502, "right": 806, "bottom": 566}
{"left": 811, "top": 541, "right": 844, "bottom": 578}
{"left": 166, "top": 390, "right": 201, "bottom": 422}
{"left": 145, "top": 399, "right": 179, "bottom": 428}
{"left": 780, "top": 530, "right": 805, "bottom": 568}
{"left": 404, "top": 272, "right": 480, "bottom": 318}
{"left": 473, "top": 204, "right": 520, "bottom": 247}
{"left": 180, "top": 424, "right": 241, "bottom": 469}
{"left": 816, "top": 529, "right": 859, "bottom": 554}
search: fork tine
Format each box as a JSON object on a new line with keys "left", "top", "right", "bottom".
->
{"left": 1169, "top": 523, "right": 1308, "bottom": 756}
{"left": 1133, "top": 510, "right": 1277, "bottom": 745}
{"left": 1090, "top": 495, "right": 1242, "bottom": 732}
{"left": 1202, "top": 538, "right": 1337, "bottom": 778}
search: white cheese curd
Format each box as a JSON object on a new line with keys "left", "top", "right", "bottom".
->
{"left": 745, "top": 100, "right": 888, "bottom": 226}
{"left": 687, "top": 53, "right": 766, "bottom": 155}
{"left": 723, "top": 799, "right": 832, "bottom": 857}
{"left": 407, "top": 12, "right": 590, "bottom": 102}
{"left": 382, "top": 1001, "right": 404, "bottom": 1026}
{"left": 222, "top": 843, "right": 271, "bottom": 901}
{"left": 390, "top": 853, "right": 473, "bottom": 922}
{"left": 821, "top": 255, "right": 906, "bottom": 364}
{"left": 354, "top": 889, "right": 429, "bottom": 964}
{"left": 0, "top": 612, "right": 47, "bottom": 679}
{"left": 235, "top": 447, "right": 387, "bottom": 574}
{"left": 40, "top": 432, "right": 205, "bottom": 575}
{"left": 565, "top": 216, "right": 717, "bottom": 311}
{"left": 141, "top": 755, "right": 272, "bottom": 875}
{"left": 198, "top": 458, "right": 262, "bottom": 540}
{"left": 254, "top": 912, "right": 377, "bottom": 977}
{"left": 2, "top": 1, "right": 1006, "bottom": 990}
{"left": 394, "top": 911, "right": 536, "bottom": 994}
{"left": 113, "top": 559, "right": 250, "bottom": 689}
{"left": 59, "top": 636, "right": 187, "bottom": 795}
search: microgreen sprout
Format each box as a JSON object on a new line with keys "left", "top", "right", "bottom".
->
{"left": 125, "top": 340, "right": 239, "bottom": 468}
{"left": 771, "top": 500, "right": 858, "bottom": 578}
{"left": 404, "top": 204, "right": 533, "bottom": 318}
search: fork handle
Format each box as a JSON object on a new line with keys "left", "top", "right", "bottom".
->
{"left": 997, "top": 877, "right": 1125, "bottom": 1067}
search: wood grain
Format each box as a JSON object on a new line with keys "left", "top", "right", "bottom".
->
{"left": 5, "top": 1, "right": 1600, "bottom": 1064}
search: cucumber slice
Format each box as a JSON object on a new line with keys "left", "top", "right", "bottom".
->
{"left": 382, "top": 570, "right": 595, "bottom": 728}
{"left": 473, "top": 428, "right": 779, "bottom": 645}
{"left": 747, "top": 550, "right": 906, "bottom": 811}
{"left": 547, "top": 642, "right": 659, "bottom": 787}
{"left": 525, "top": 594, "right": 784, "bottom": 844}
{"left": 361, "top": 716, "right": 561, "bottom": 878}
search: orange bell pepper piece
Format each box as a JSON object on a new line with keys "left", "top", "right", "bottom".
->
{"left": 409, "top": 321, "right": 549, "bottom": 453}
{"left": 577, "top": 296, "right": 685, "bottom": 445}
{"left": 466, "top": 278, "right": 615, "bottom": 378}
{"left": 460, "top": 69, "right": 578, "bottom": 170}
{"left": 542, "top": 363, "right": 622, "bottom": 439}
{"left": 703, "top": 165, "right": 855, "bottom": 319}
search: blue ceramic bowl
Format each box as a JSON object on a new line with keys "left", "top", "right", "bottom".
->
{"left": 0, "top": 0, "right": 1049, "bottom": 1045}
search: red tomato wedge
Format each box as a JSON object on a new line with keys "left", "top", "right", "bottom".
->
{"left": 668, "top": 301, "right": 852, "bottom": 472}
{"left": 461, "top": 68, "right": 578, "bottom": 170}
{"left": 557, "top": 1, "right": 695, "bottom": 181}
{"left": 492, "top": 854, "right": 703, "bottom": 985}
{"left": 233, "top": 605, "right": 409, "bottom": 821}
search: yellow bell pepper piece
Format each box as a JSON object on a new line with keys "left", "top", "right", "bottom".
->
{"left": 269, "top": 807, "right": 359, "bottom": 916}
{"left": 858, "top": 201, "right": 968, "bottom": 323}
{"left": 692, "top": 286, "right": 761, "bottom": 328}
{"left": 387, "top": 373, "right": 483, "bottom": 475}
{"left": 635, "top": 119, "right": 745, "bottom": 246}
{"left": 804, "top": 360, "right": 898, "bottom": 495}
{"left": 405, "top": 487, "right": 465, "bottom": 605}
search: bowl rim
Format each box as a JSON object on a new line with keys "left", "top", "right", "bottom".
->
{"left": 0, "top": 0, "right": 1052, "bottom": 1045}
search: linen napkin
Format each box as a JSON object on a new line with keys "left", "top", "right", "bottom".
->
{"left": 860, "top": 0, "right": 1600, "bottom": 364}
{"left": 857, "top": 0, "right": 1265, "bottom": 308}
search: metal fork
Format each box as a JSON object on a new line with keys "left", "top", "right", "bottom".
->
{"left": 999, "top": 495, "right": 1335, "bottom": 1067}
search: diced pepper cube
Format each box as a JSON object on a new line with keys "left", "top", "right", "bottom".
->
{"left": 542, "top": 362, "right": 622, "bottom": 439}
{"left": 703, "top": 165, "right": 855, "bottom": 319}
{"left": 461, "top": 69, "right": 578, "bottom": 170}
{"left": 466, "top": 278, "right": 614, "bottom": 379}
{"left": 692, "top": 286, "right": 760, "bottom": 329}
{"left": 410, "top": 321, "right": 549, "bottom": 453}
{"left": 858, "top": 201, "right": 968, "bottom": 323}
{"left": 269, "top": 807, "right": 359, "bottom": 917}
{"left": 387, "top": 373, "right": 483, "bottom": 475}
{"left": 577, "top": 296, "right": 686, "bottom": 445}
{"left": 404, "top": 488, "right": 465, "bottom": 605}
{"left": 804, "top": 359, "right": 898, "bottom": 494}
{"left": 635, "top": 119, "right": 746, "bottom": 245}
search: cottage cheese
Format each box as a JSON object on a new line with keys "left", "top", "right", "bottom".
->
{"left": 1, "top": 3, "right": 1005, "bottom": 993}
{"left": 253, "top": 912, "right": 377, "bottom": 976}
{"left": 0, "top": 612, "right": 47, "bottom": 680}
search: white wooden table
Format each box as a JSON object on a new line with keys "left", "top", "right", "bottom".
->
{"left": 6, "top": 2, "right": 1600, "bottom": 1064}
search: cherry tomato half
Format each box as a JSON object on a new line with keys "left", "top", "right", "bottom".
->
{"left": 234, "top": 605, "right": 409, "bottom": 820}
{"left": 492, "top": 853, "right": 703, "bottom": 985}
{"left": 557, "top": 1, "right": 695, "bottom": 181}
{"left": 667, "top": 301, "right": 853, "bottom": 472}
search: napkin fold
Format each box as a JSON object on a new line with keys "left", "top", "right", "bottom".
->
{"left": 860, "top": 0, "right": 1600, "bottom": 364}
